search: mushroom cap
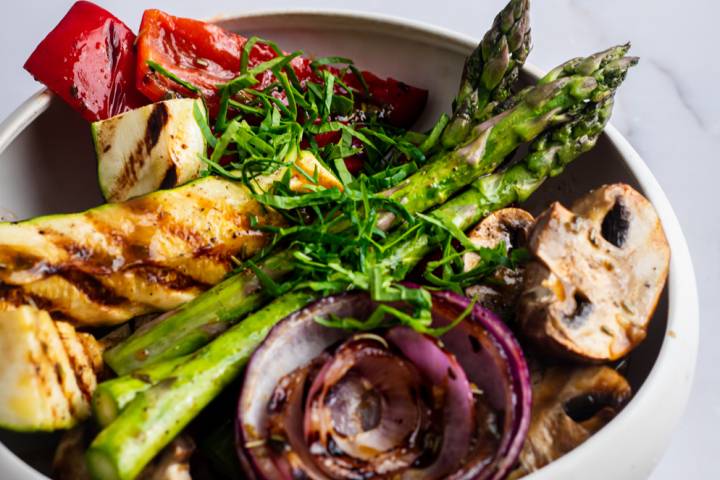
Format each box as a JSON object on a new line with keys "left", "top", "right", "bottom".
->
{"left": 465, "top": 208, "right": 534, "bottom": 255}
{"left": 138, "top": 435, "right": 194, "bottom": 480}
{"left": 464, "top": 208, "right": 534, "bottom": 317}
{"left": 509, "top": 365, "right": 631, "bottom": 478}
{"left": 518, "top": 183, "right": 670, "bottom": 361}
{"left": 52, "top": 426, "right": 93, "bottom": 480}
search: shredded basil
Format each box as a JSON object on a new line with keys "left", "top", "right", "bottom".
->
{"left": 146, "top": 60, "right": 202, "bottom": 95}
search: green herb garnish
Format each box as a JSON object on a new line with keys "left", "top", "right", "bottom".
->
{"left": 184, "top": 40, "right": 520, "bottom": 335}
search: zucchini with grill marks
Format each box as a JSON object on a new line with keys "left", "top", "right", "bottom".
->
{"left": 0, "top": 305, "right": 102, "bottom": 431}
{"left": 92, "top": 98, "right": 207, "bottom": 203}
{"left": 0, "top": 176, "right": 285, "bottom": 325}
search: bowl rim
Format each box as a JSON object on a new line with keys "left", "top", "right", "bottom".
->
{"left": 0, "top": 9, "right": 699, "bottom": 480}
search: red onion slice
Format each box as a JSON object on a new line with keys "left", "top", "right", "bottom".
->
{"left": 434, "top": 291, "right": 532, "bottom": 480}
{"left": 236, "top": 291, "right": 532, "bottom": 480}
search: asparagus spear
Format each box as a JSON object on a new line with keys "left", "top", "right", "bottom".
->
{"left": 104, "top": 45, "right": 634, "bottom": 376}
{"left": 384, "top": 94, "right": 620, "bottom": 278}
{"left": 377, "top": 44, "right": 630, "bottom": 227}
{"left": 92, "top": 355, "right": 189, "bottom": 427}
{"left": 87, "top": 53, "right": 633, "bottom": 480}
{"left": 441, "top": 0, "right": 531, "bottom": 148}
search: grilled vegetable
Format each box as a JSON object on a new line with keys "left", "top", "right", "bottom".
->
{"left": 509, "top": 366, "right": 631, "bottom": 478}
{"left": 442, "top": 0, "right": 531, "bottom": 148}
{"left": 377, "top": 44, "right": 634, "bottom": 231}
{"left": 464, "top": 208, "right": 533, "bottom": 316}
{"left": 237, "top": 291, "right": 531, "bottom": 480}
{"left": 0, "top": 146, "right": 341, "bottom": 327}
{"left": 466, "top": 208, "right": 533, "bottom": 253}
{"left": 0, "top": 175, "right": 286, "bottom": 326}
{"left": 23, "top": 1, "right": 147, "bottom": 122}
{"left": 92, "top": 98, "right": 207, "bottom": 202}
{"left": 519, "top": 183, "right": 670, "bottom": 361}
{"left": 0, "top": 305, "right": 102, "bottom": 431}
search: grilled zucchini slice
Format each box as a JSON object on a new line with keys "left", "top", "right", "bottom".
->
{"left": 0, "top": 305, "right": 102, "bottom": 431}
{"left": 92, "top": 98, "right": 206, "bottom": 203}
{"left": 0, "top": 176, "right": 285, "bottom": 325}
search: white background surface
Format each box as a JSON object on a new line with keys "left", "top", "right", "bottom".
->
{"left": 0, "top": 0, "right": 717, "bottom": 478}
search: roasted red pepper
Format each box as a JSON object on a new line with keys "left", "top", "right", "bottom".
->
{"left": 136, "top": 9, "right": 308, "bottom": 117}
{"left": 24, "top": 1, "right": 147, "bottom": 122}
{"left": 135, "top": 9, "right": 428, "bottom": 128}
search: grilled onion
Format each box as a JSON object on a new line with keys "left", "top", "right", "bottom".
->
{"left": 236, "top": 291, "right": 531, "bottom": 479}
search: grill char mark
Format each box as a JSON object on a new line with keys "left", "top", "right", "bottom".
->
{"left": 145, "top": 102, "right": 169, "bottom": 151}
{"left": 111, "top": 102, "right": 169, "bottom": 198}
{"left": 58, "top": 270, "right": 129, "bottom": 307}
{"left": 128, "top": 265, "right": 209, "bottom": 291}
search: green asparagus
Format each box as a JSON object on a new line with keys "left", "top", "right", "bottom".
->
{"left": 384, "top": 95, "right": 620, "bottom": 278}
{"left": 366, "top": 46, "right": 631, "bottom": 232}
{"left": 87, "top": 49, "right": 634, "bottom": 480}
{"left": 92, "top": 355, "right": 188, "bottom": 427}
{"left": 441, "top": 0, "right": 531, "bottom": 148}
{"left": 104, "top": 46, "right": 633, "bottom": 376}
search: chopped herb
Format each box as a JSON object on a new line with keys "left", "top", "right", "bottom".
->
{"left": 183, "top": 40, "right": 517, "bottom": 335}
{"left": 419, "top": 113, "right": 450, "bottom": 153}
{"left": 147, "top": 60, "right": 202, "bottom": 95}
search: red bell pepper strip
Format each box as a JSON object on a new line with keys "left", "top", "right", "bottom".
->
{"left": 135, "top": 9, "right": 428, "bottom": 128}
{"left": 24, "top": 1, "right": 147, "bottom": 122}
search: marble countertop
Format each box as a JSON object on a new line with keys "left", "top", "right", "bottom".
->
{"left": 1, "top": 0, "right": 716, "bottom": 477}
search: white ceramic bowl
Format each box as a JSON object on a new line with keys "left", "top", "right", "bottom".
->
{"left": 0, "top": 10, "right": 698, "bottom": 480}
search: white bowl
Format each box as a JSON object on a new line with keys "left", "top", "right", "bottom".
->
{"left": 0, "top": 10, "right": 698, "bottom": 480}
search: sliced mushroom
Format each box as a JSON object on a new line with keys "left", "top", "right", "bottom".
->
{"left": 138, "top": 435, "right": 195, "bottom": 480}
{"left": 53, "top": 426, "right": 195, "bottom": 480}
{"left": 465, "top": 208, "right": 535, "bottom": 253}
{"left": 464, "top": 208, "right": 534, "bottom": 317}
{"left": 518, "top": 184, "right": 670, "bottom": 361}
{"left": 52, "top": 426, "right": 93, "bottom": 480}
{"left": 508, "top": 366, "right": 631, "bottom": 478}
